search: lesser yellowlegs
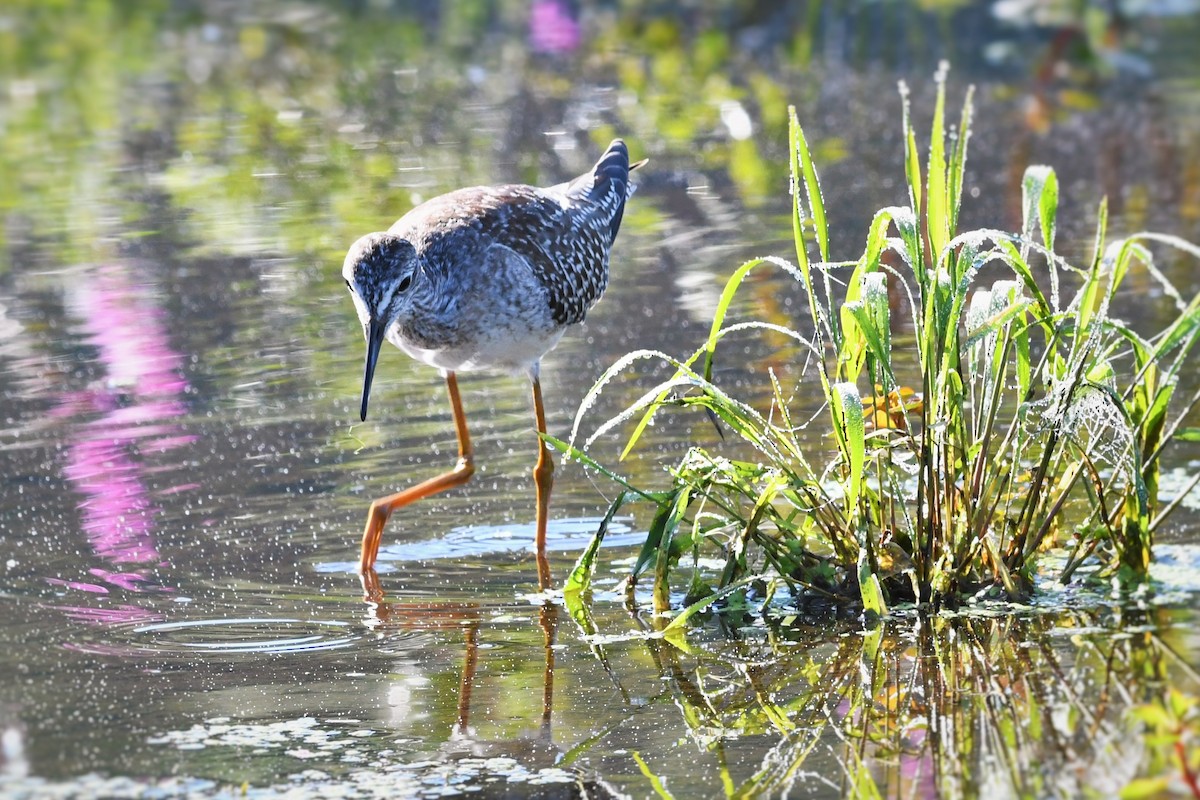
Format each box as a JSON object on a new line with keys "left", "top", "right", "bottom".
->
{"left": 343, "top": 139, "right": 643, "bottom": 598}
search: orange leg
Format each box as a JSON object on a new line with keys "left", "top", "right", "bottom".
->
{"left": 359, "top": 372, "right": 475, "bottom": 597}
{"left": 532, "top": 376, "right": 554, "bottom": 591}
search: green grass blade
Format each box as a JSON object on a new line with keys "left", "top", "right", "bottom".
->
{"left": 1120, "top": 456, "right": 1153, "bottom": 573}
{"left": 793, "top": 112, "right": 830, "bottom": 262}
{"left": 963, "top": 297, "right": 1033, "bottom": 349}
{"left": 563, "top": 491, "right": 630, "bottom": 601}
{"left": 926, "top": 61, "right": 950, "bottom": 264}
{"left": 788, "top": 106, "right": 813, "bottom": 275}
{"left": 788, "top": 107, "right": 842, "bottom": 349}
{"left": 1022, "top": 165, "right": 1058, "bottom": 256}
{"left": 862, "top": 272, "right": 891, "bottom": 366}
{"left": 899, "top": 82, "right": 924, "bottom": 241}
{"left": 838, "top": 214, "right": 903, "bottom": 381}
{"left": 653, "top": 486, "right": 693, "bottom": 613}
{"left": 1038, "top": 168, "right": 1058, "bottom": 253}
{"left": 947, "top": 82, "right": 974, "bottom": 238}
{"left": 631, "top": 752, "right": 675, "bottom": 800}
{"left": 1155, "top": 296, "right": 1200, "bottom": 366}
{"left": 768, "top": 367, "right": 796, "bottom": 444}
{"left": 659, "top": 574, "right": 767, "bottom": 645}
{"left": 542, "top": 434, "right": 665, "bottom": 503}
{"left": 702, "top": 257, "right": 771, "bottom": 381}
{"left": 844, "top": 301, "right": 892, "bottom": 381}
{"left": 616, "top": 256, "right": 811, "bottom": 460}
{"left": 631, "top": 487, "right": 681, "bottom": 581}
{"left": 568, "top": 347, "right": 692, "bottom": 459}
{"left": 831, "top": 382, "right": 865, "bottom": 517}
{"left": 857, "top": 547, "right": 888, "bottom": 619}
{"left": 1134, "top": 231, "right": 1200, "bottom": 261}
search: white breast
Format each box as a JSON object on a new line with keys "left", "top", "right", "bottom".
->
{"left": 392, "top": 327, "right": 566, "bottom": 375}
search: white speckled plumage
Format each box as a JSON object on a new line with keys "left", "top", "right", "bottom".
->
{"left": 344, "top": 139, "right": 639, "bottom": 420}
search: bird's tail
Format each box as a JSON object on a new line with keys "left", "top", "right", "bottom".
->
{"left": 588, "top": 138, "right": 645, "bottom": 242}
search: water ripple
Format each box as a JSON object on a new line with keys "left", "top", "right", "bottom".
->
{"left": 129, "top": 617, "right": 362, "bottom": 655}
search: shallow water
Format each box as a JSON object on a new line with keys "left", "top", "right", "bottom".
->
{"left": 2, "top": 2, "right": 1200, "bottom": 797}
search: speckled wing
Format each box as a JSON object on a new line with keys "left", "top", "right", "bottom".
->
{"left": 479, "top": 186, "right": 614, "bottom": 326}
{"left": 504, "top": 139, "right": 635, "bottom": 325}
{"left": 393, "top": 140, "right": 635, "bottom": 327}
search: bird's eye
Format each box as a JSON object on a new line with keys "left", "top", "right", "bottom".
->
{"left": 397, "top": 275, "right": 412, "bottom": 293}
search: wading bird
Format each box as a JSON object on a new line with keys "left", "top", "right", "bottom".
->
{"left": 343, "top": 140, "right": 643, "bottom": 599}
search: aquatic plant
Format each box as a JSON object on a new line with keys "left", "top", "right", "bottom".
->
{"left": 596, "top": 611, "right": 1194, "bottom": 798}
{"left": 554, "top": 63, "right": 1200, "bottom": 615}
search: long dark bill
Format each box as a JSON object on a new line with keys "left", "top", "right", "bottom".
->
{"left": 360, "top": 319, "right": 386, "bottom": 421}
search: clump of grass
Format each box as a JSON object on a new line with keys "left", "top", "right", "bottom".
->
{"left": 553, "top": 63, "right": 1200, "bottom": 617}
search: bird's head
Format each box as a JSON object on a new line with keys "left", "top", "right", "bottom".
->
{"left": 342, "top": 232, "right": 420, "bottom": 421}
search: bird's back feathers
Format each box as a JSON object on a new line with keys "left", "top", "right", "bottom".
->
{"left": 390, "top": 139, "right": 641, "bottom": 327}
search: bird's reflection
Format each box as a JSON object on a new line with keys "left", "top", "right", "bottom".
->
{"left": 448, "top": 602, "right": 558, "bottom": 756}
{"left": 365, "top": 599, "right": 563, "bottom": 771}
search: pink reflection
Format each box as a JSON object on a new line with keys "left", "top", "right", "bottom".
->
{"left": 897, "top": 725, "right": 936, "bottom": 797}
{"left": 50, "top": 604, "right": 163, "bottom": 627}
{"left": 89, "top": 568, "right": 158, "bottom": 592}
{"left": 45, "top": 578, "right": 109, "bottom": 595}
{"left": 529, "top": 0, "right": 580, "bottom": 54}
{"left": 50, "top": 264, "right": 195, "bottom": 614}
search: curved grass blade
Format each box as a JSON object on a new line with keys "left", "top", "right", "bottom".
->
{"left": 542, "top": 434, "right": 665, "bottom": 503}
{"left": 1022, "top": 166, "right": 1054, "bottom": 256}
{"left": 659, "top": 574, "right": 768, "bottom": 648}
{"left": 631, "top": 752, "right": 675, "bottom": 800}
{"left": 593, "top": 318, "right": 822, "bottom": 464}
{"left": 564, "top": 491, "right": 630, "bottom": 601}
{"left": 616, "top": 257, "right": 808, "bottom": 460}
{"left": 963, "top": 297, "right": 1033, "bottom": 349}
{"left": 653, "top": 486, "right": 693, "bottom": 613}
{"left": 792, "top": 108, "right": 830, "bottom": 262}
{"left": 948, "top": 82, "right": 974, "bottom": 239}
{"left": 927, "top": 61, "right": 950, "bottom": 264}
{"left": 899, "top": 82, "right": 924, "bottom": 250}
{"left": 702, "top": 257, "right": 806, "bottom": 382}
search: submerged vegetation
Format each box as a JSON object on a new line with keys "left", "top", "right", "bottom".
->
{"left": 556, "top": 64, "right": 1200, "bottom": 617}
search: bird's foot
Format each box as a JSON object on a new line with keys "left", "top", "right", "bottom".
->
{"left": 360, "top": 567, "right": 386, "bottom": 605}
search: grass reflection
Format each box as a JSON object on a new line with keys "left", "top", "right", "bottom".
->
{"left": 599, "top": 609, "right": 1196, "bottom": 798}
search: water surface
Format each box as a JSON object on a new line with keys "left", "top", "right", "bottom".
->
{"left": 2, "top": 2, "right": 1200, "bottom": 797}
